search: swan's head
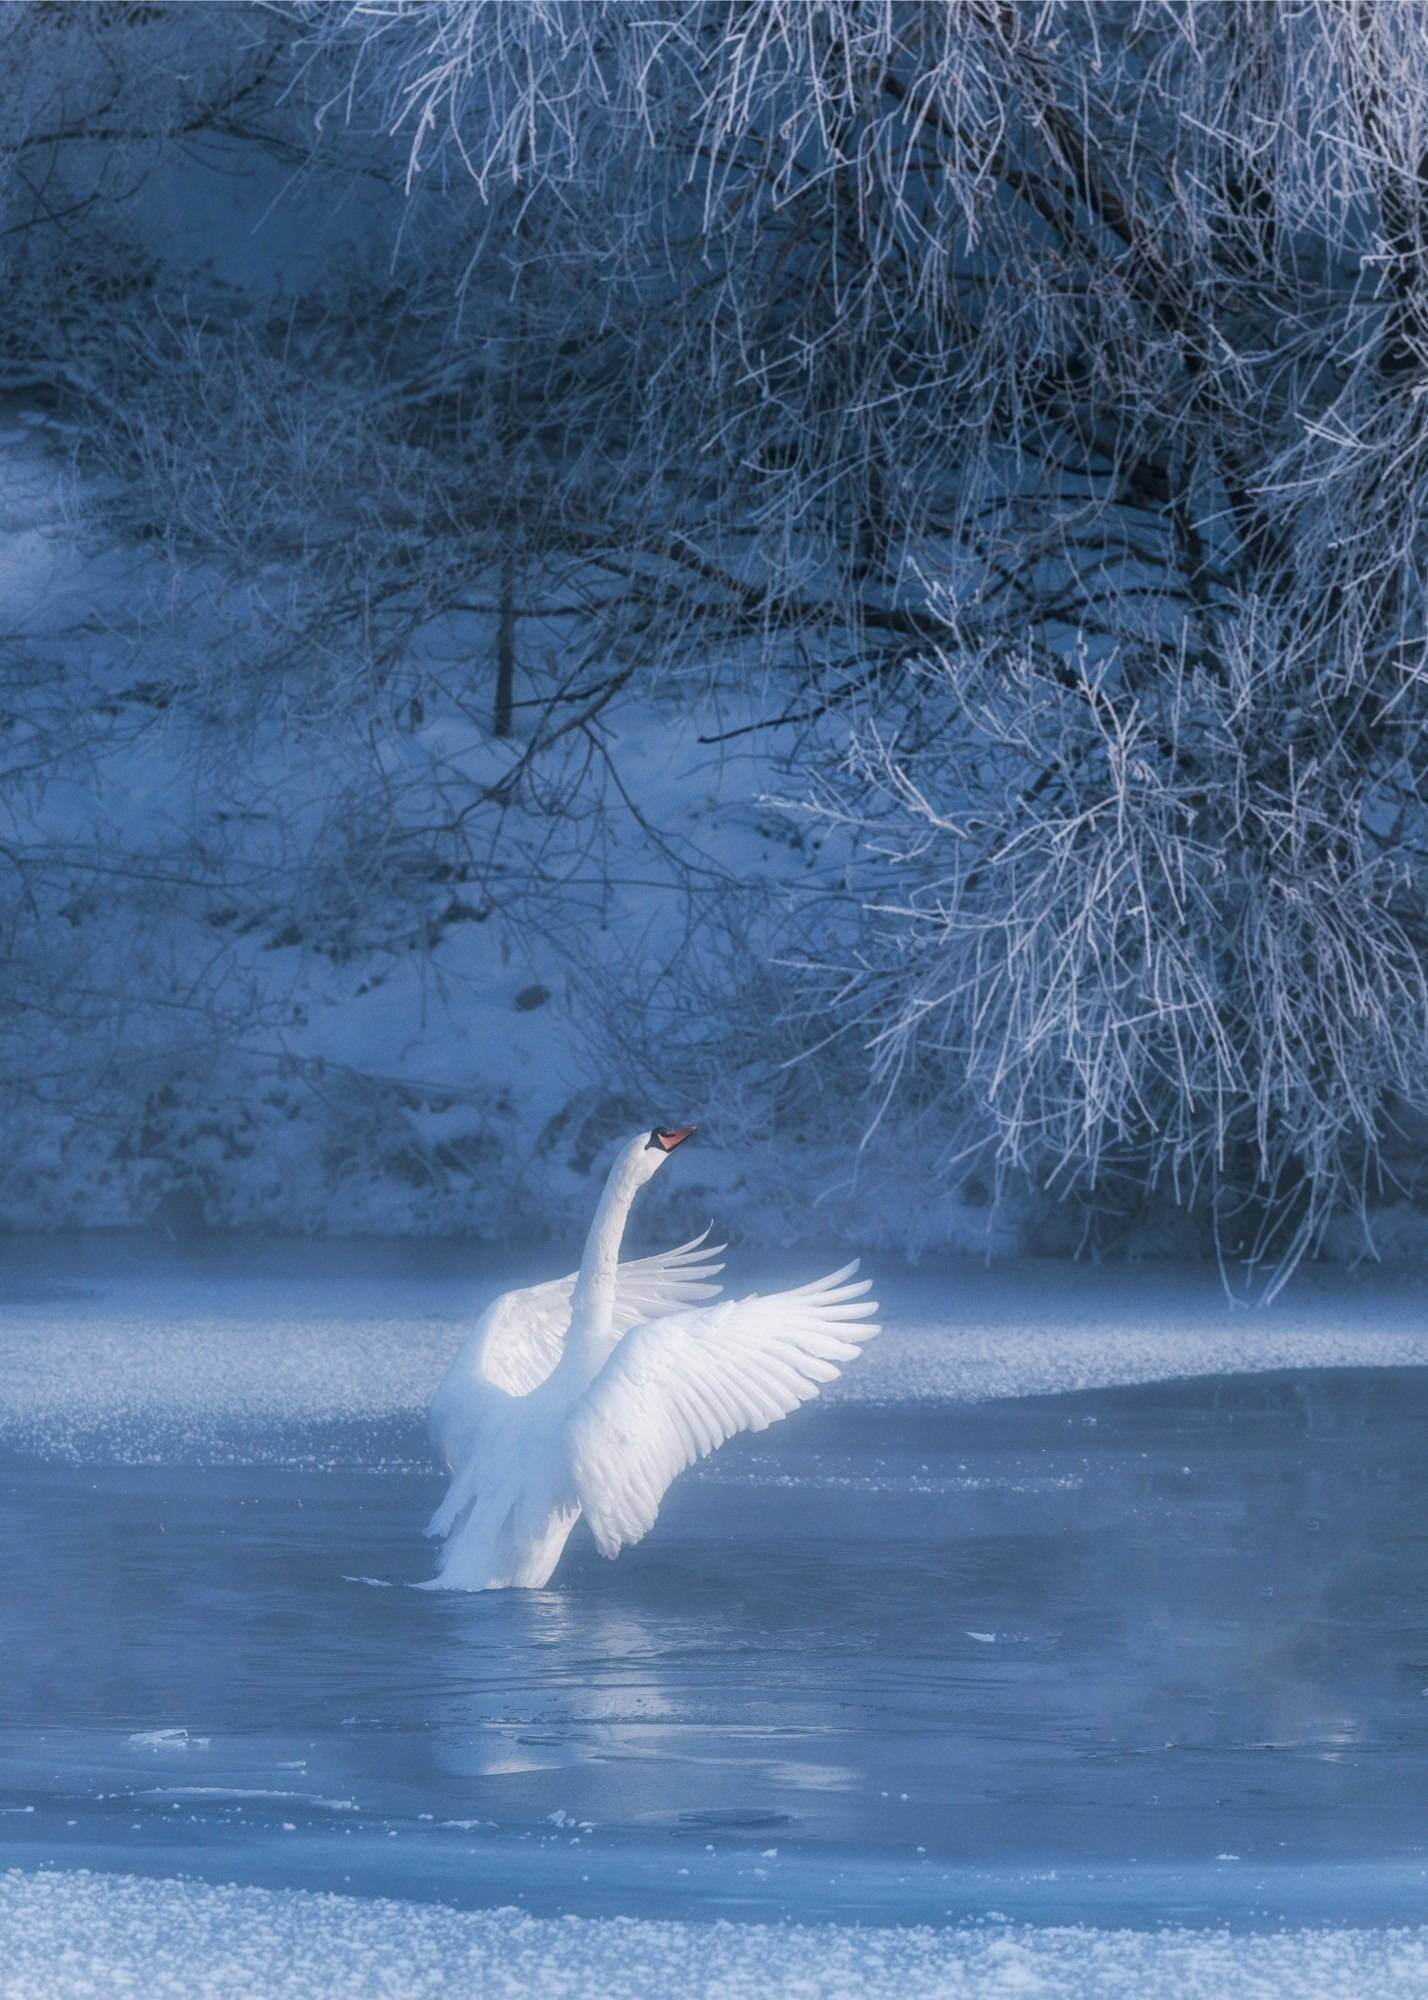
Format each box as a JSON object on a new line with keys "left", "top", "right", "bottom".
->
{"left": 611, "top": 1124, "right": 696, "bottom": 1191}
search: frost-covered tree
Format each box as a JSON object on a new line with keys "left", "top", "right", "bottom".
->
{"left": 285, "top": 0, "right": 1428, "bottom": 1284}
{"left": 7, "top": 0, "right": 1428, "bottom": 1276}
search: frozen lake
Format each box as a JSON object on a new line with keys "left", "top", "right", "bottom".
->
{"left": 4, "top": 1237, "right": 1428, "bottom": 1980}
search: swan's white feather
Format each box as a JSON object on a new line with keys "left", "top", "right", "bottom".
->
{"left": 564, "top": 1262, "right": 880, "bottom": 1558}
{"left": 427, "top": 1230, "right": 725, "bottom": 1460}
{"left": 607, "top": 1231, "right": 729, "bottom": 1337}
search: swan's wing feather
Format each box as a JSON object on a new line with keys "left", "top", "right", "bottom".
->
{"left": 426, "top": 1278, "right": 576, "bottom": 1534}
{"left": 430, "top": 1232, "right": 728, "bottom": 1460}
{"left": 465, "top": 1278, "right": 578, "bottom": 1398}
{"left": 610, "top": 1227, "right": 727, "bottom": 1334}
{"left": 565, "top": 1263, "right": 879, "bottom": 1557}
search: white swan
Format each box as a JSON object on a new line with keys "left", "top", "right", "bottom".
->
{"left": 423, "top": 1125, "right": 879, "bottom": 1590}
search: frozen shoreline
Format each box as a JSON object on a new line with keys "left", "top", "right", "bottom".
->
{"left": 5, "top": 1870, "right": 1428, "bottom": 2000}
{"left": 4, "top": 1244, "right": 1428, "bottom": 1465}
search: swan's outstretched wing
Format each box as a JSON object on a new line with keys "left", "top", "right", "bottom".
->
{"left": 609, "top": 1229, "right": 728, "bottom": 1335}
{"left": 447, "top": 1279, "right": 573, "bottom": 1402}
{"left": 467, "top": 1229, "right": 727, "bottom": 1398}
{"left": 564, "top": 1263, "right": 879, "bottom": 1557}
{"left": 425, "top": 1271, "right": 573, "bottom": 1537}
{"left": 429, "top": 1230, "right": 728, "bottom": 1460}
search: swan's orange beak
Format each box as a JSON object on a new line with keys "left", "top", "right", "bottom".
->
{"left": 648, "top": 1125, "right": 696, "bottom": 1152}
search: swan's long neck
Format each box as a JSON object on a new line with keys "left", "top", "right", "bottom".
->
{"left": 563, "top": 1152, "right": 641, "bottom": 1373}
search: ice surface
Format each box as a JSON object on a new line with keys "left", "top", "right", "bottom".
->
{"left": 5, "top": 1241, "right": 1428, "bottom": 1955}
{"left": 4, "top": 1871, "right": 1428, "bottom": 2000}
{"left": 4, "top": 1238, "right": 1428, "bottom": 1465}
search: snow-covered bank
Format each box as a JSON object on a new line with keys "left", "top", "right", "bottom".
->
{"left": 4, "top": 1871, "right": 1428, "bottom": 2000}
{"left": 0, "top": 402, "right": 1006, "bottom": 1259}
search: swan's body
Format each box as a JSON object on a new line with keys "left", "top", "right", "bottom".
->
{"left": 423, "top": 1128, "right": 879, "bottom": 1590}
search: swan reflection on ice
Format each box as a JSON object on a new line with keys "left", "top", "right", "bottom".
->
{"left": 424, "top": 1127, "right": 879, "bottom": 1590}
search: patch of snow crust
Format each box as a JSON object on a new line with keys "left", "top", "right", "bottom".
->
{"left": 848, "top": 1262, "right": 1428, "bottom": 1405}
{"left": 5, "top": 1256, "right": 1428, "bottom": 1464}
{"left": 4, "top": 1872, "right": 1428, "bottom": 2000}
{"left": 126, "top": 1728, "right": 208, "bottom": 1752}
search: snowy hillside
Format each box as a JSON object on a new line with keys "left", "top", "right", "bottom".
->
{"left": 0, "top": 401, "right": 1003, "bottom": 1249}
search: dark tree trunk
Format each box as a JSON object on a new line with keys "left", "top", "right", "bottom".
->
{"left": 494, "top": 551, "right": 516, "bottom": 739}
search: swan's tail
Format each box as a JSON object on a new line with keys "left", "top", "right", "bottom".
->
{"left": 425, "top": 1456, "right": 480, "bottom": 1541}
{"left": 423, "top": 1473, "right": 581, "bottom": 1592}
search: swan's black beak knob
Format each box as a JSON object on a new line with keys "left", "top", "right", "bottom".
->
{"left": 648, "top": 1125, "right": 696, "bottom": 1152}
